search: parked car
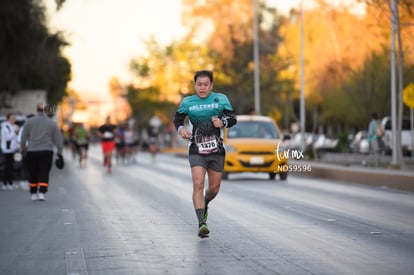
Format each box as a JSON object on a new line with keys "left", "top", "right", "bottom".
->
{"left": 381, "top": 116, "right": 413, "bottom": 156}
{"left": 349, "top": 131, "right": 370, "bottom": 154}
{"left": 312, "top": 134, "right": 339, "bottom": 151}
{"left": 281, "top": 132, "right": 314, "bottom": 152}
{"left": 222, "top": 115, "right": 288, "bottom": 180}
{"left": 311, "top": 134, "right": 339, "bottom": 159}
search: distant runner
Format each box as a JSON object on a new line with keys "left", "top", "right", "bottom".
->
{"left": 98, "top": 116, "right": 116, "bottom": 173}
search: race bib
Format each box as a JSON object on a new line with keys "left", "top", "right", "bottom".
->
{"left": 103, "top": 131, "right": 113, "bottom": 138}
{"left": 196, "top": 135, "right": 219, "bottom": 154}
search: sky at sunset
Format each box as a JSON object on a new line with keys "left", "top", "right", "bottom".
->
{"left": 46, "top": 0, "right": 363, "bottom": 97}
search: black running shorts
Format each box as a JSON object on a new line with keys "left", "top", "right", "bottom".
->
{"left": 188, "top": 154, "right": 224, "bottom": 172}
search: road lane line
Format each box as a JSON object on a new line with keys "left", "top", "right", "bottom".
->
{"left": 65, "top": 248, "right": 88, "bottom": 275}
{"left": 62, "top": 209, "right": 77, "bottom": 225}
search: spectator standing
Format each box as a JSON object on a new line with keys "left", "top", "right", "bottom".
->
{"left": 20, "top": 103, "right": 64, "bottom": 201}
{"left": 1, "top": 113, "right": 19, "bottom": 190}
{"left": 368, "top": 112, "right": 384, "bottom": 166}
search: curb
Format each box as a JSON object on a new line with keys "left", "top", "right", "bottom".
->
{"left": 290, "top": 161, "right": 414, "bottom": 192}
{"left": 166, "top": 148, "right": 414, "bottom": 192}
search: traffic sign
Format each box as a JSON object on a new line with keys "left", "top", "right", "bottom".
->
{"left": 403, "top": 83, "right": 414, "bottom": 108}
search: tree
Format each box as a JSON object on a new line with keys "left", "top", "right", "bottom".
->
{"left": 181, "top": 0, "right": 292, "bottom": 119}
{"left": 182, "top": 0, "right": 254, "bottom": 63}
{"left": 0, "top": 0, "right": 71, "bottom": 107}
{"left": 130, "top": 36, "right": 217, "bottom": 103}
{"left": 278, "top": 0, "right": 393, "bottom": 133}
{"left": 321, "top": 48, "right": 392, "bottom": 129}
{"left": 359, "top": 0, "right": 414, "bottom": 166}
{"left": 126, "top": 85, "right": 176, "bottom": 132}
{"left": 108, "top": 77, "right": 132, "bottom": 124}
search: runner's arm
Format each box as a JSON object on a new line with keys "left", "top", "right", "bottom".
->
{"left": 174, "top": 112, "right": 186, "bottom": 132}
{"left": 97, "top": 126, "right": 102, "bottom": 138}
{"left": 174, "top": 112, "right": 191, "bottom": 139}
{"left": 221, "top": 109, "right": 237, "bottom": 128}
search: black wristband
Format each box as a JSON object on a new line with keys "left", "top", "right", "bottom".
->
{"left": 221, "top": 118, "right": 228, "bottom": 128}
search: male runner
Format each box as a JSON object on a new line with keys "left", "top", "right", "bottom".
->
{"left": 98, "top": 116, "right": 116, "bottom": 173}
{"left": 174, "top": 70, "right": 237, "bottom": 238}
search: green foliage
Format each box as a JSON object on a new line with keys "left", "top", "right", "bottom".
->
{"left": 126, "top": 0, "right": 414, "bottom": 138}
{"left": 126, "top": 85, "right": 176, "bottom": 128}
{"left": 321, "top": 48, "right": 389, "bottom": 130}
{"left": 320, "top": 44, "right": 414, "bottom": 132}
{"left": 0, "top": 0, "right": 71, "bottom": 107}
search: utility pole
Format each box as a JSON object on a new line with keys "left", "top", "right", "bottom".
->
{"left": 390, "top": 0, "right": 398, "bottom": 166}
{"left": 300, "top": 0, "right": 306, "bottom": 151}
{"left": 253, "top": 0, "right": 260, "bottom": 114}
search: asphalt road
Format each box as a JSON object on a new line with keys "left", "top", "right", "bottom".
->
{"left": 1, "top": 145, "right": 414, "bottom": 275}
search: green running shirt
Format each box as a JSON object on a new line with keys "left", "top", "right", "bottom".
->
{"left": 177, "top": 92, "right": 234, "bottom": 129}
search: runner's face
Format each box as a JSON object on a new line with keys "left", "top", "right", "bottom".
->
{"left": 195, "top": 76, "right": 213, "bottom": 99}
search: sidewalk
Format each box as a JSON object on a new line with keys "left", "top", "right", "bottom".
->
{"left": 164, "top": 147, "right": 414, "bottom": 192}
{"left": 289, "top": 159, "right": 414, "bottom": 192}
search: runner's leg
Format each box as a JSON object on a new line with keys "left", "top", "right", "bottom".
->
{"left": 205, "top": 169, "right": 221, "bottom": 206}
{"left": 191, "top": 166, "right": 210, "bottom": 237}
{"left": 191, "top": 166, "right": 206, "bottom": 210}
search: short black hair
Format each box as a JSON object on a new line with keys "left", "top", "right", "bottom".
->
{"left": 37, "top": 103, "right": 47, "bottom": 112}
{"left": 194, "top": 70, "right": 213, "bottom": 82}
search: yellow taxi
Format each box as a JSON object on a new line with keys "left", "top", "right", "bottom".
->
{"left": 223, "top": 115, "right": 288, "bottom": 180}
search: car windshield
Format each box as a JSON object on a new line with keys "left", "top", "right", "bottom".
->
{"left": 384, "top": 117, "right": 412, "bottom": 130}
{"left": 227, "top": 121, "right": 279, "bottom": 139}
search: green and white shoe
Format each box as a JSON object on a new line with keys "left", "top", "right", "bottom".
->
{"left": 203, "top": 206, "right": 208, "bottom": 223}
{"left": 198, "top": 222, "right": 210, "bottom": 238}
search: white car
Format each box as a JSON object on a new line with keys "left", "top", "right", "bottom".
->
{"left": 381, "top": 116, "right": 413, "bottom": 156}
{"left": 312, "top": 134, "right": 339, "bottom": 151}
{"left": 349, "top": 131, "right": 370, "bottom": 154}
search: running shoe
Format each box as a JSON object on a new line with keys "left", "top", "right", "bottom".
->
{"left": 198, "top": 222, "right": 209, "bottom": 238}
{"left": 203, "top": 206, "right": 208, "bottom": 223}
{"left": 38, "top": 192, "right": 45, "bottom": 201}
{"left": 31, "top": 193, "right": 38, "bottom": 201}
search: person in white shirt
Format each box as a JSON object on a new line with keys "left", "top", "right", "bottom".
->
{"left": 1, "top": 113, "right": 19, "bottom": 190}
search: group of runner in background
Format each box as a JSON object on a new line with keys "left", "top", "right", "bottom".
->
{"left": 63, "top": 116, "right": 160, "bottom": 173}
